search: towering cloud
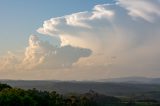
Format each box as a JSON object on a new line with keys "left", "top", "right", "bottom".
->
{"left": 24, "top": 34, "right": 92, "bottom": 69}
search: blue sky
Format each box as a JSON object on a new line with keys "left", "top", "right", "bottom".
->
{"left": 0, "top": 0, "right": 114, "bottom": 54}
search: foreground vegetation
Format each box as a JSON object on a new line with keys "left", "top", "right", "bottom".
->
{"left": 0, "top": 83, "right": 159, "bottom": 106}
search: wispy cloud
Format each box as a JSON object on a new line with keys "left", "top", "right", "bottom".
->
{"left": 117, "top": 0, "right": 160, "bottom": 22}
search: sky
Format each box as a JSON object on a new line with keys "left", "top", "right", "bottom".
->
{"left": 0, "top": 0, "right": 112, "bottom": 53}
{"left": 0, "top": 0, "right": 160, "bottom": 80}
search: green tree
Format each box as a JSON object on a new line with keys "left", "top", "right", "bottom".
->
{"left": 0, "top": 83, "right": 12, "bottom": 91}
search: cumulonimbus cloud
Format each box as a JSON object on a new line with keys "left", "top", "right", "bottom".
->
{"left": 37, "top": 0, "right": 160, "bottom": 78}
{"left": 0, "top": 0, "right": 160, "bottom": 80}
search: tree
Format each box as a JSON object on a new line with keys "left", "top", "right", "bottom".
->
{"left": 0, "top": 83, "right": 12, "bottom": 91}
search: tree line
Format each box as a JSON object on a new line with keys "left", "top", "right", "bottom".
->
{"left": 0, "top": 83, "right": 159, "bottom": 106}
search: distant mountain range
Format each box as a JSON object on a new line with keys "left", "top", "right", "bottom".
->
{"left": 97, "top": 77, "right": 160, "bottom": 84}
{"left": 1, "top": 77, "right": 160, "bottom": 84}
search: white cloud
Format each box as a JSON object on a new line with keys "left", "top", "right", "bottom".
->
{"left": 65, "top": 12, "right": 92, "bottom": 28}
{"left": 37, "top": 4, "right": 115, "bottom": 36}
{"left": 91, "top": 4, "right": 115, "bottom": 19}
{"left": 0, "top": 51, "right": 19, "bottom": 71}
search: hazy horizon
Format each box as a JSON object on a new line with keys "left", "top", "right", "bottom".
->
{"left": 0, "top": 0, "right": 160, "bottom": 80}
